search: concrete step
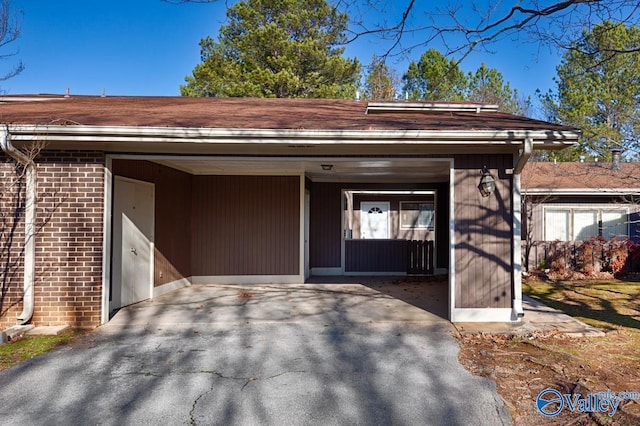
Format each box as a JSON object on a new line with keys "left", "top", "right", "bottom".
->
{"left": 26, "top": 325, "right": 70, "bottom": 336}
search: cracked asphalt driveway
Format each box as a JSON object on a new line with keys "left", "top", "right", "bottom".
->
{"left": 0, "top": 281, "right": 511, "bottom": 425}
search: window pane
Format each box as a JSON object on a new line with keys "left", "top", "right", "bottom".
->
{"left": 574, "top": 210, "right": 598, "bottom": 241}
{"left": 602, "top": 210, "right": 627, "bottom": 239}
{"left": 401, "top": 202, "right": 434, "bottom": 229}
{"left": 545, "top": 209, "right": 570, "bottom": 241}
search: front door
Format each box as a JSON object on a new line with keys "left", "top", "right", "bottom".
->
{"left": 361, "top": 201, "right": 389, "bottom": 239}
{"left": 111, "top": 177, "right": 154, "bottom": 310}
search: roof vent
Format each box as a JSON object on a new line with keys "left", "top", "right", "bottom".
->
{"left": 366, "top": 102, "right": 499, "bottom": 114}
{"left": 612, "top": 149, "right": 621, "bottom": 171}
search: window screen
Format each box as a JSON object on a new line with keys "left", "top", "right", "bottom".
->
{"left": 602, "top": 210, "right": 628, "bottom": 239}
{"left": 545, "top": 209, "right": 570, "bottom": 241}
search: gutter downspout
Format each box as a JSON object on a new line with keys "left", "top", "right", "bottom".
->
{"left": 1, "top": 126, "right": 36, "bottom": 324}
{"left": 511, "top": 137, "right": 533, "bottom": 320}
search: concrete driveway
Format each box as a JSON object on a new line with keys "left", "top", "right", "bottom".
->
{"left": 0, "top": 279, "right": 511, "bottom": 425}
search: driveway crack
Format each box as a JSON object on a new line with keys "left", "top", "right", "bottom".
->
{"left": 189, "top": 378, "right": 216, "bottom": 426}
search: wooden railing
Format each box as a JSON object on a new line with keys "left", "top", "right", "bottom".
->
{"left": 407, "top": 240, "right": 434, "bottom": 275}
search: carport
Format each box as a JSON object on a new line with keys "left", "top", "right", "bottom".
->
{"left": 107, "top": 155, "right": 453, "bottom": 319}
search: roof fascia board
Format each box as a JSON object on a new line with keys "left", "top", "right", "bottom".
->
{"left": 7, "top": 124, "right": 580, "bottom": 144}
{"left": 524, "top": 188, "right": 640, "bottom": 196}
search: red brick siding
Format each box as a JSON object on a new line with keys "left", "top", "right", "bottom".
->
{"left": 0, "top": 151, "right": 105, "bottom": 328}
{"left": 0, "top": 154, "right": 27, "bottom": 326}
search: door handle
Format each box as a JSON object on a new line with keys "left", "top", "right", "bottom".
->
{"left": 130, "top": 247, "right": 137, "bottom": 255}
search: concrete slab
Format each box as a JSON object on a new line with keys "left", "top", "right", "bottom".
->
{"left": 106, "top": 281, "right": 451, "bottom": 330}
{"left": 26, "top": 325, "right": 71, "bottom": 336}
{"left": 0, "top": 280, "right": 512, "bottom": 426}
{"left": 455, "top": 295, "right": 605, "bottom": 337}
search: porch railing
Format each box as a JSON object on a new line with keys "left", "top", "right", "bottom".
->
{"left": 407, "top": 240, "right": 434, "bottom": 275}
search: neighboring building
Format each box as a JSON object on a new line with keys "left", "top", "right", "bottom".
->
{"left": 0, "top": 95, "right": 579, "bottom": 327}
{"left": 522, "top": 159, "right": 640, "bottom": 243}
{"left": 521, "top": 158, "right": 640, "bottom": 272}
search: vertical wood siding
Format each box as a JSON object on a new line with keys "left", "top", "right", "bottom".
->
{"left": 435, "top": 182, "right": 450, "bottom": 270}
{"left": 112, "top": 160, "right": 192, "bottom": 286}
{"left": 191, "top": 175, "right": 300, "bottom": 275}
{"left": 454, "top": 154, "right": 512, "bottom": 309}
{"left": 345, "top": 239, "right": 408, "bottom": 272}
{"left": 309, "top": 182, "right": 343, "bottom": 268}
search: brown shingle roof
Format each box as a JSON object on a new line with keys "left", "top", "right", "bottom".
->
{"left": 0, "top": 95, "right": 576, "bottom": 132}
{"left": 523, "top": 161, "right": 640, "bottom": 190}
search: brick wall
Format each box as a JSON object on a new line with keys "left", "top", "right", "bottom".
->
{"left": 0, "top": 151, "right": 105, "bottom": 328}
{"left": 0, "top": 155, "right": 27, "bottom": 328}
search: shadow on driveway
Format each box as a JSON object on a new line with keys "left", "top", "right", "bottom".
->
{"left": 0, "top": 278, "right": 510, "bottom": 426}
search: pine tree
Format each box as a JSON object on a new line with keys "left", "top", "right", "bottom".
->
{"left": 541, "top": 21, "right": 640, "bottom": 160}
{"left": 181, "top": 0, "right": 360, "bottom": 98}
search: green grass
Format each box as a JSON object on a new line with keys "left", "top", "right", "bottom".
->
{"left": 0, "top": 329, "right": 88, "bottom": 371}
{"left": 523, "top": 280, "right": 640, "bottom": 330}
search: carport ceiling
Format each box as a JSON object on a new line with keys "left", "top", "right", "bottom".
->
{"left": 153, "top": 158, "right": 451, "bottom": 183}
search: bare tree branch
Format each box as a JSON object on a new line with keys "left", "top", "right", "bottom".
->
{"left": 0, "top": 0, "right": 23, "bottom": 83}
{"left": 167, "top": 0, "right": 640, "bottom": 64}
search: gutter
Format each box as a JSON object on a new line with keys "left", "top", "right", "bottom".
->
{"left": 512, "top": 137, "right": 533, "bottom": 320}
{"left": 513, "top": 137, "right": 533, "bottom": 174}
{"left": 0, "top": 126, "right": 36, "bottom": 324}
{"left": 7, "top": 124, "right": 581, "bottom": 145}
{"left": 524, "top": 188, "right": 640, "bottom": 196}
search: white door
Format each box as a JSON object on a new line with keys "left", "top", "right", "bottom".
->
{"left": 111, "top": 177, "right": 154, "bottom": 310}
{"left": 361, "top": 202, "right": 389, "bottom": 239}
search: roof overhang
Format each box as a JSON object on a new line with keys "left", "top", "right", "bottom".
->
{"left": 524, "top": 188, "right": 640, "bottom": 196}
{"left": 6, "top": 124, "right": 580, "bottom": 155}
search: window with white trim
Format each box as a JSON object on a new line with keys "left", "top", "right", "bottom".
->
{"left": 544, "top": 207, "right": 628, "bottom": 241}
{"left": 400, "top": 202, "right": 435, "bottom": 229}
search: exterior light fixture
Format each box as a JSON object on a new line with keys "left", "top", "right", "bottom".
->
{"left": 321, "top": 164, "right": 333, "bottom": 171}
{"left": 478, "top": 166, "right": 495, "bottom": 197}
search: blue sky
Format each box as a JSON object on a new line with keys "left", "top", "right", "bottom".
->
{"left": 4, "top": 0, "right": 560, "bottom": 110}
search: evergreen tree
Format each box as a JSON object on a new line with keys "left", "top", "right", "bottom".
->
{"left": 466, "top": 63, "right": 530, "bottom": 115}
{"left": 540, "top": 21, "right": 640, "bottom": 160}
{"left": 181, "top": 0, "right": 360, "bottom": 98}
{"left": 401, "top": 49, "right": 467, "bottom": 101}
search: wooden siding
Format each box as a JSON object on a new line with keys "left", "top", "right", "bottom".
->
{"left": 309, "top": 183, "right": 343, "bottom": 268}
{"left": 435, "top": 183, "right": 449, "bottom": 269}
{"left": 453, "top": 154, "right": 513, "bottom": 309}
{"left": 191, "top": 176, "right": 300, "bottom": 275}
{"left": 345, "top": 239, "right": 407, "bottom": 272}
{"left": 111, "top": 160, "right": 192, "bottom": 286}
